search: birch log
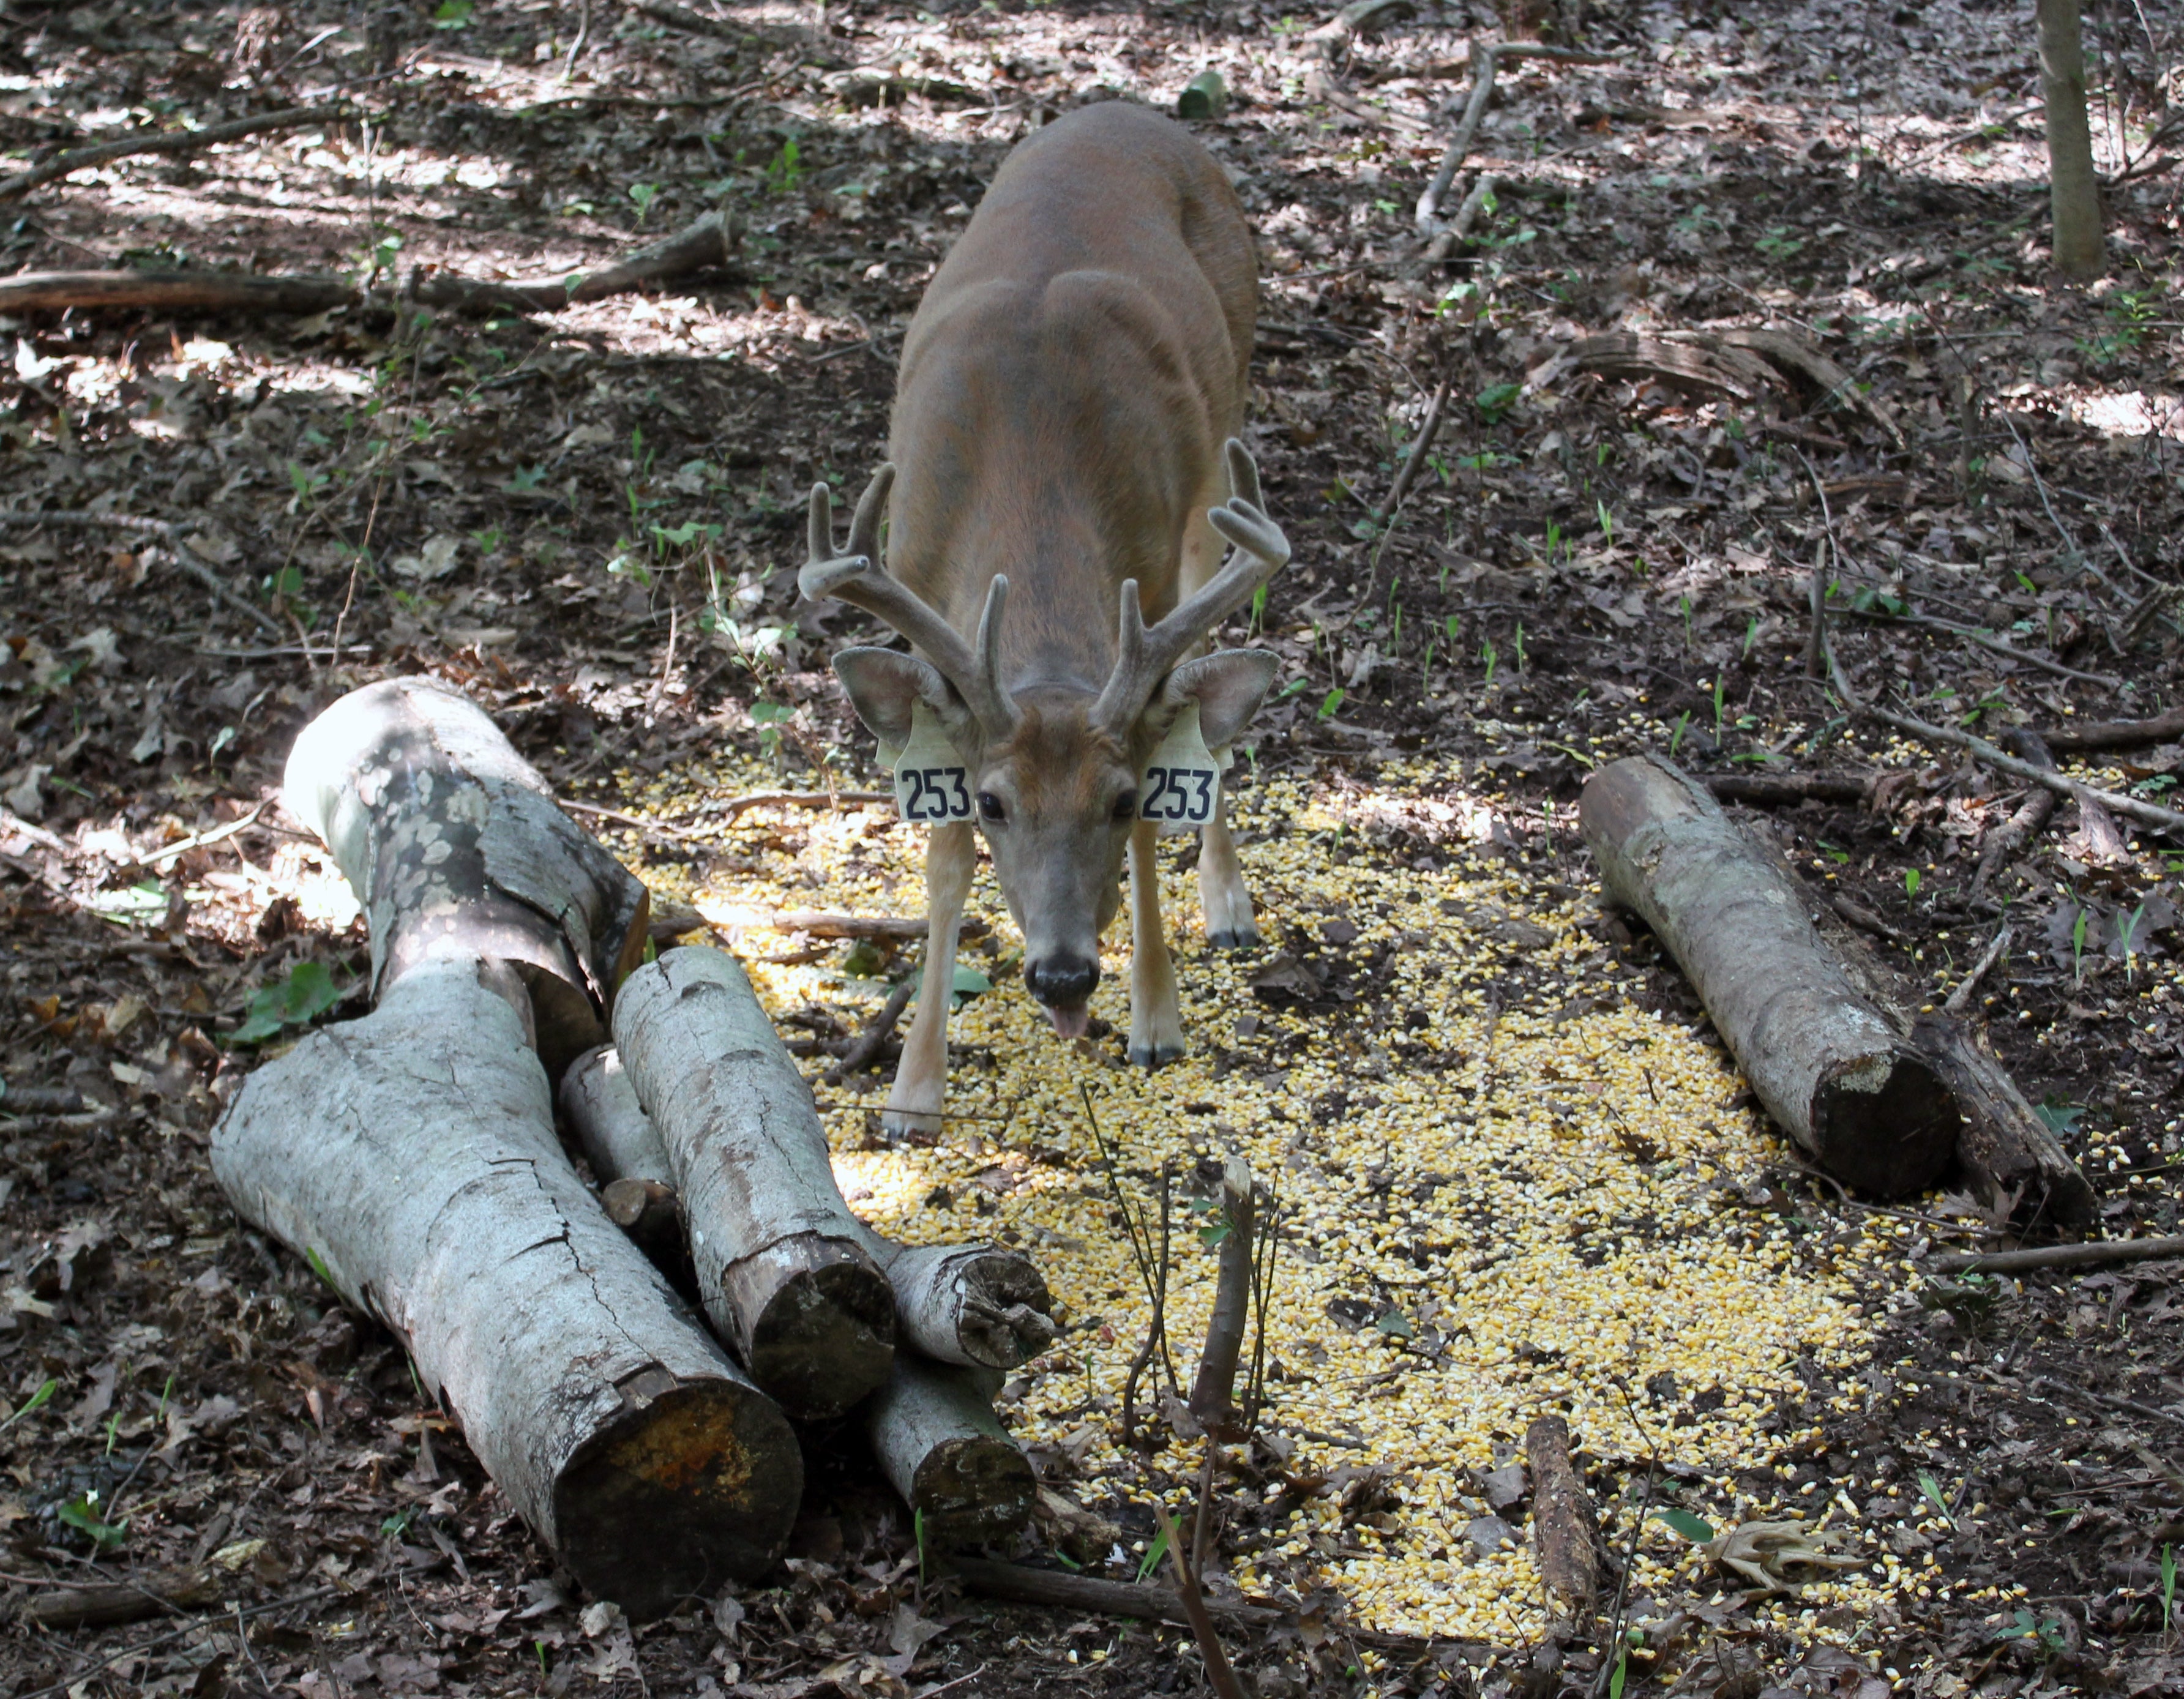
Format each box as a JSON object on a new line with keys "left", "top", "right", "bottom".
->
{"left": 212, "top": 959, "right": 801, "bottom": 1612}
{"left": 562, "top": 1032, "right": 1038, "bottom": 1540}
{"left": 1580, "top": 755, "right": 1959, "bottom": 1197}
{"left": 561, "top": 1032, "right": 1055, "bottom": 1370}
{"left": 283, "top": 676, "right": 649, "bottom": 1074}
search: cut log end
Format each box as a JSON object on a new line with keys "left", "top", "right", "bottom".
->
{"left": 952, "top": 1252, "right": 1056, "bottom": 1369}
{"left": 1810, "top": 1049, "right": 1960, "bottom": 1197}
{"left": 727, "top": 1236, "right": 896, "bottom": 1419}
{"left": 555, "top": 1375, "right": 802, "bottom": 1613}
{"left": 912, "top": 1432, "right": 1038, "bottom": 1546}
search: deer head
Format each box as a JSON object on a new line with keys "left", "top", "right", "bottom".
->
{"left": 802, "top": 440, "right": 1290, "bottom": 1032}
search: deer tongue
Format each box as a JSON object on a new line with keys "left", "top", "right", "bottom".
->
{"left": 1046, "top": 1003, "right": 1090, "bottom": 1040}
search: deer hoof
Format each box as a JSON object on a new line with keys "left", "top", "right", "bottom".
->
{"left": 882, "top": 1107, "right": 944, "bottom": 1138}
{"left": 1206, "top": 926, "right": 1260, "bottom": 950}
{"left": 1128, "top": 1040, "right": 1185, "bottom": 1069}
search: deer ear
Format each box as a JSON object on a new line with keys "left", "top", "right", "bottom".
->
{"left": 1161, "top": 649, "right": 1281, "bottom": 750}
{"left": 832, "top": 647, "right": 955, "bottom": 746}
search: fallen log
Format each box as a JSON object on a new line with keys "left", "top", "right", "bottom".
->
{"left": 283, "top": 676, "right": 650, "bottom": 1074}
{"left": 562, "top": 1029, "right": 1054, "bottom": 1371}
{"left": 613, "top": 947, "right": 895, "bottom": 1418}
{"left": 1524, "top": 1415, "right": 1597, "bottom": 1624}
{"left": 1702, "top": 771, "right": 1874, "bottom": 808}
{"left": 864, "top": 1360, "right": 1036, "bottom": 1547}
{"left": 1584, "top": 755, "right": 2094, "bottom": 1220}
{"left": 212, "top": 958, "right": 802, "bottom": 1614}
{"left": 406, "top": 211, "right": 736, "bottom": 315}
{"left": 2041, "top": 705, "right": 2184, "bottom": 752}
{"left": 946, "top": 1556, "right": 1283, "bottom": 1629}
{"left": 1581, "top": 754, "right": 1959, "bottom": 1196}
{"left": 563, "top": 1029, "right": 1041, "bottom": 1537}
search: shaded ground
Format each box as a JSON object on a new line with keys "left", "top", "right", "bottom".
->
{"left": 2, "top": 0, "right": 2184, "bottom": 1693}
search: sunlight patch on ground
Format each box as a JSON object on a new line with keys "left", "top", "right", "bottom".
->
{"left": 610, "top": 753, "right": 1930, "bottom": 1645}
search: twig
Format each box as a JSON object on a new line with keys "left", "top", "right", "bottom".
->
{"left": 1414, "top": 42, "right": 1611, "bottom": 236}
{"left": 1943, "top": 924, "right": 2013, "bottom": 1015}
{"left": 1971, "top": 730, "right": 2060, "bottom": 897}
{"left": 1805, "top": 538, "right": 1830, "bottom": 681}
{"left": 1860, "top": 699, "right": 2184, "bottom": 837}
{"left": 945, "top": 1556, "right": 1279, "bottom": 1629}
{"left": 0, "top": 103, "right": 351, "bottom": 200}
{"left": 1187, "top": 1154, "right": 1254, "bottom": 1438}
{"left": 1931, "top": 1235, "right": 2184, "bottom": 1274}
{"left": 1154, "top": 1502, "right": 1249, "bottom": 1699}
{"left": 1083, "top": 1087, "right": 1180, "bottom": 1397}
{"left": 140, "top": 801, "right": 271, "bottom": 868}
{"left": 823, "top": 976, "right": 915, "bottom": 1083}
{"left": 563, "top": 0, "right": 592, "bottom": 78}
{"left": 712, "top": 789, "right": 891, "bottom": 818}
{"left": 1119, "top": 1168, "right": 1175, "bottom": 1449}
{"left": 1372, "top": 371, "right": 1453, "bottom": 525}
{"left": 0, "top": 511, "right": 280, "bottom": 635}
{"left": 558, "top": 798, "right": 712, "bottom": 845}
{"left": 406, "top": 210, "right": 737, "bottom": 315}
{"left": 1843, "top": 606, "right": 2125, "bottom": 689}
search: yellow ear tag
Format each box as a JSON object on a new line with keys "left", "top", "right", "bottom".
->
{"left": 1140, "top": 702, "right": 1228, "bottom": 837}
{"left": 880, "top": 701, "right": 975, "bottom": 825}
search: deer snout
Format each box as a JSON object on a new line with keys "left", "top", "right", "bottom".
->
{"left": 1023, "top": 953, "right": 1099, "bottom": 1032}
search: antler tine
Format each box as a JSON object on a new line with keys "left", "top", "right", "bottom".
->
{"left": 1096, "top": 441, "right": 1291, "bottom": 730}
{"left": 800, "top": 464, "right": 1019, "bottom": 733}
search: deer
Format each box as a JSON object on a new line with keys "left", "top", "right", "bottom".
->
{"left": 798, "top": 101, "right": 1291, "bottom": 1134}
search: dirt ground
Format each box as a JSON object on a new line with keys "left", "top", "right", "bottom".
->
{"left": 3, "top": 0, "right": 2184, "bottom": 1693}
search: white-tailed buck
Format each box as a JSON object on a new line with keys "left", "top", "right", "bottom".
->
{"left": 800, "top": 102, "right": 1290, "bottom": 1132}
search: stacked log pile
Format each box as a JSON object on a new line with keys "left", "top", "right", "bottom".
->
{"left": 211, "top": 679, "right": 1052, "bottom": 1611}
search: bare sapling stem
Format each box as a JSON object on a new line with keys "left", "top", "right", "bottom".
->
{"left": 1187, "top": 1155, "right": 1255, "bottom": 1438}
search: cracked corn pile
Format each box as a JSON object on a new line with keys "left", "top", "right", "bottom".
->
{"left": 607, "top": 753, "right": 1929, "bottom": 1645}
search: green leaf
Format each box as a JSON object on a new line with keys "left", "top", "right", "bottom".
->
{"left": 950, "top": 966, "right": 992, "bottom": 999}
{"left": 1473, "top": 381, "right": 1522, "bottom": 422}
{"left": 1654, "top": 1507, "right": 1715, "bottom": 1542}
{"left": 1316, "top": 687, "right": 1345, "bottom": 721}
{"left": 1915, "top": 1468, "right": 1955, "bottom": 1528}
{"left": 1373, "top": 1307, "right": 1413, "bottom": 1339}
{"left": 232, "top": 961, "right": 346, "bottom": 1044}
{"left": 1136, "top": 1523, "right": 1171, "bottom": 1583}
{"left": 432, "top": 0, "right": 473, "bottom": 25}
{"left": 305, "top": 1246, "right": 338, "bottom": 1290}
{"left": 1904, "top": 867, "right": 1921, "bottom": 899}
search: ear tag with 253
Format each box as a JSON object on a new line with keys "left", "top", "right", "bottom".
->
{"left": 881, "top": 701, "right": 976, "bottom": 824}
{"left": 1139, "top": 702, "right": 1228, "bottom": 837}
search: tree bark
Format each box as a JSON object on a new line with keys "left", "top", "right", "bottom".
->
{"left": 563, "top": 1026, "right": 1053, "bottom": 1372}
{"left": 1580, "top": 755, "right": 1960, "bottom": 1197}
{"left": 20, "top": 1568, "right": 219, "bottom": 1629}
{"left": 2036, "top": 0, "right": 2106, "bottom": 278}
{"left": 284, "top": 676, "right": 650, "bottom": 1077}
{"left": 211, "top": 958, "right": 801, "bottom": 1614}
{"left": 611, "top": 947, "right": 896, "bottom": 1418}
{"left": 1186, "top": 1155, "right": 1254, "bottom": 1439}
{"left": 864, "top": 1359, "right": 1036, "bottom": 1546}
{"left": 1909, "top": 1015, "right": 2096, "bottom": 1227}
{"left": 0, "top": 271, "right": 356, "bottom": 317}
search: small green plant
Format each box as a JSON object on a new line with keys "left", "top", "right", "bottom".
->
{"left": 1474, "top": 381, "right": 1522, "bottom": 425}
{"left": 2071, "top": 905, "right": 2091, "bottom": 987}
{"left": 1711, "top": 676, "right": 1727, "bottom": 731}
{"left": 749, "top": 700, "right": 793, "bottom": 762}
{"left": 1479, "top": 637, "right": 1498, "bottom": 689}
{"left": 2115, "top": 902, "right": 2148, "bottom": 979}
{"left": 2035, "top": 1096, "right": 2084, "bottom": 1137}
{"left": 1668, "top": 711, "right": 1691, "bottom": 756}
{"left": 1680, "top": 594, "right": 1693, "bottom": 648}
{"left": 1317, "top": 687, "right": 1345, "bottom": 721}
{"left": 765, "top": 138, "right": 804, "bottom": 195}
{"left": 1655, "top": 1506, "right": 1715, "bottom": 1541}
{"left": 1904, "top": 867, "right": 1921, "bottom": 900}
{"left": 1754, "top": 226, "right": 1806, "bottom": 260}
{"left": 1596, "top": 499, "right": 1615, "bottom": 546}
{"left": 2160, "top": 1542, "right": 2175, "bottom": 1638}
{"left": 1915, "top": 1469, "right": 1955, "bottom": 1529}
{"left": 1247, "top": 581, "right": 1268, "bottom": 637}
{"left": 1997, "top": 1610, "right": 2066, "bottom": 1657}
{"left": 1741, "top": 614, "right": 1760, "bottom": 660}
{"left": 381, "top": 1507, "right": 416, "bottom": 1539}
{"left": 1511, "top": 622, "right": 1526, "bottom": 672}
{"left": 1607, "top": 1624, "right": 1644, "bottom": 1699}
{"left": 233, "top": 962, "right": 346, "bottom": 1045}
{"left": 1, "top": 1378, "right": 56, "bottom": 1432}
{"left": 628, "top": 181, "right": 661, "bottom": 225}
{"left": 1136, "top": 1523, "right": 1172, "bottom": 1583}
{"left": 58, "top": 1492, "right": 127, "bottom": 1550}
{"left": 305, "top": 1246, "right": 338, "bottom": 1290}
{"left": 432, "top": 0, "right": 473, "bottom": 24}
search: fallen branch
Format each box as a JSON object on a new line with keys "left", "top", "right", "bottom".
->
{"left": 0, "top": 103, "right": 350, "bottom": 201}
{"left": 709, "top": 908, "right": 989, "bottom": 943}
{"left": 946, "top": 1556, "right": 1281, "bottom": 1629}
{"left": 18, "top": 1568, "right": 218, "bottom": 1630}
{"left": 2041, "top": 705, "right": 2184, "bottom": 752}
{"left": 1, "top": 212, "right": 737, "bottom": 323}
{"left": 0, "top": 510, "right": 280, "bottom": 635}
{"left": 1414, "top": 41, "right": 1612, "bottom": 239}
{"left": 1942, "top": 924, "right": 2012, "bottom": 1016}
{"left": 1702, "top": 771, "right": 1873, "bottom": 808}
{"left": 1971, "top": 730, "right": 2060, "bottom": 897}
{"left": 824, "top": 976, "right": 916, "bottom": 1082}
{"left": 1844, "top": 606, "right": 2123, "bottom": 689}
{"left": 1304, "top": 0, "right": 1415, "bottom": 58}
{"left": 406, "top": 211, "right": 737, "bottom": 315}
{"left": 864, "top": 1360, "right": 1036, "bottom": 1547}
{"left": 1155, "top": 1501, "right": 1250, "bottom": 1699}
{"left": 1932, "top": 1236, "right": 2184, "bottom": 1275}
{"left": 1861, "top": 702, "right": 2184, "bottom": 840}
{"left": 1525, "top": 1415, "right": 1598, "bottom": 1624}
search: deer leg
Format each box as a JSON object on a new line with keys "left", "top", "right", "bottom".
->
{"left": 1198, "top": 788, "right": 1258, "bottom": 949}
{"left": 1126, "top": 818, "right": 1184, "bottom": 1068}
{"left": 885, "top": 820, "right": 975, "bottom": 1135}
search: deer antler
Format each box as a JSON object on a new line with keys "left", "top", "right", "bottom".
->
{"left": 1093, "top": 439, "right": 1291, "bottom": 733}
{"left": 801, "top": 465, "right": 1018, "bottom": 733}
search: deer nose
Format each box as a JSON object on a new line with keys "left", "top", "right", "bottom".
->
{"left": 1023, "top": 953, "right": 1099, "bottom": 1007}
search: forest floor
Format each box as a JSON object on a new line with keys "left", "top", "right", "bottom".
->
{"left": 3, "top": 0, "right": 2184, "bottom": 1694}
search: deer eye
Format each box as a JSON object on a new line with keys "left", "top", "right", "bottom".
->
{"left": 1112, "top": 792, "right": 1137, "bottom": 821}
{"left": 977, "top": 791, "right": 1005, "bottom": 823}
